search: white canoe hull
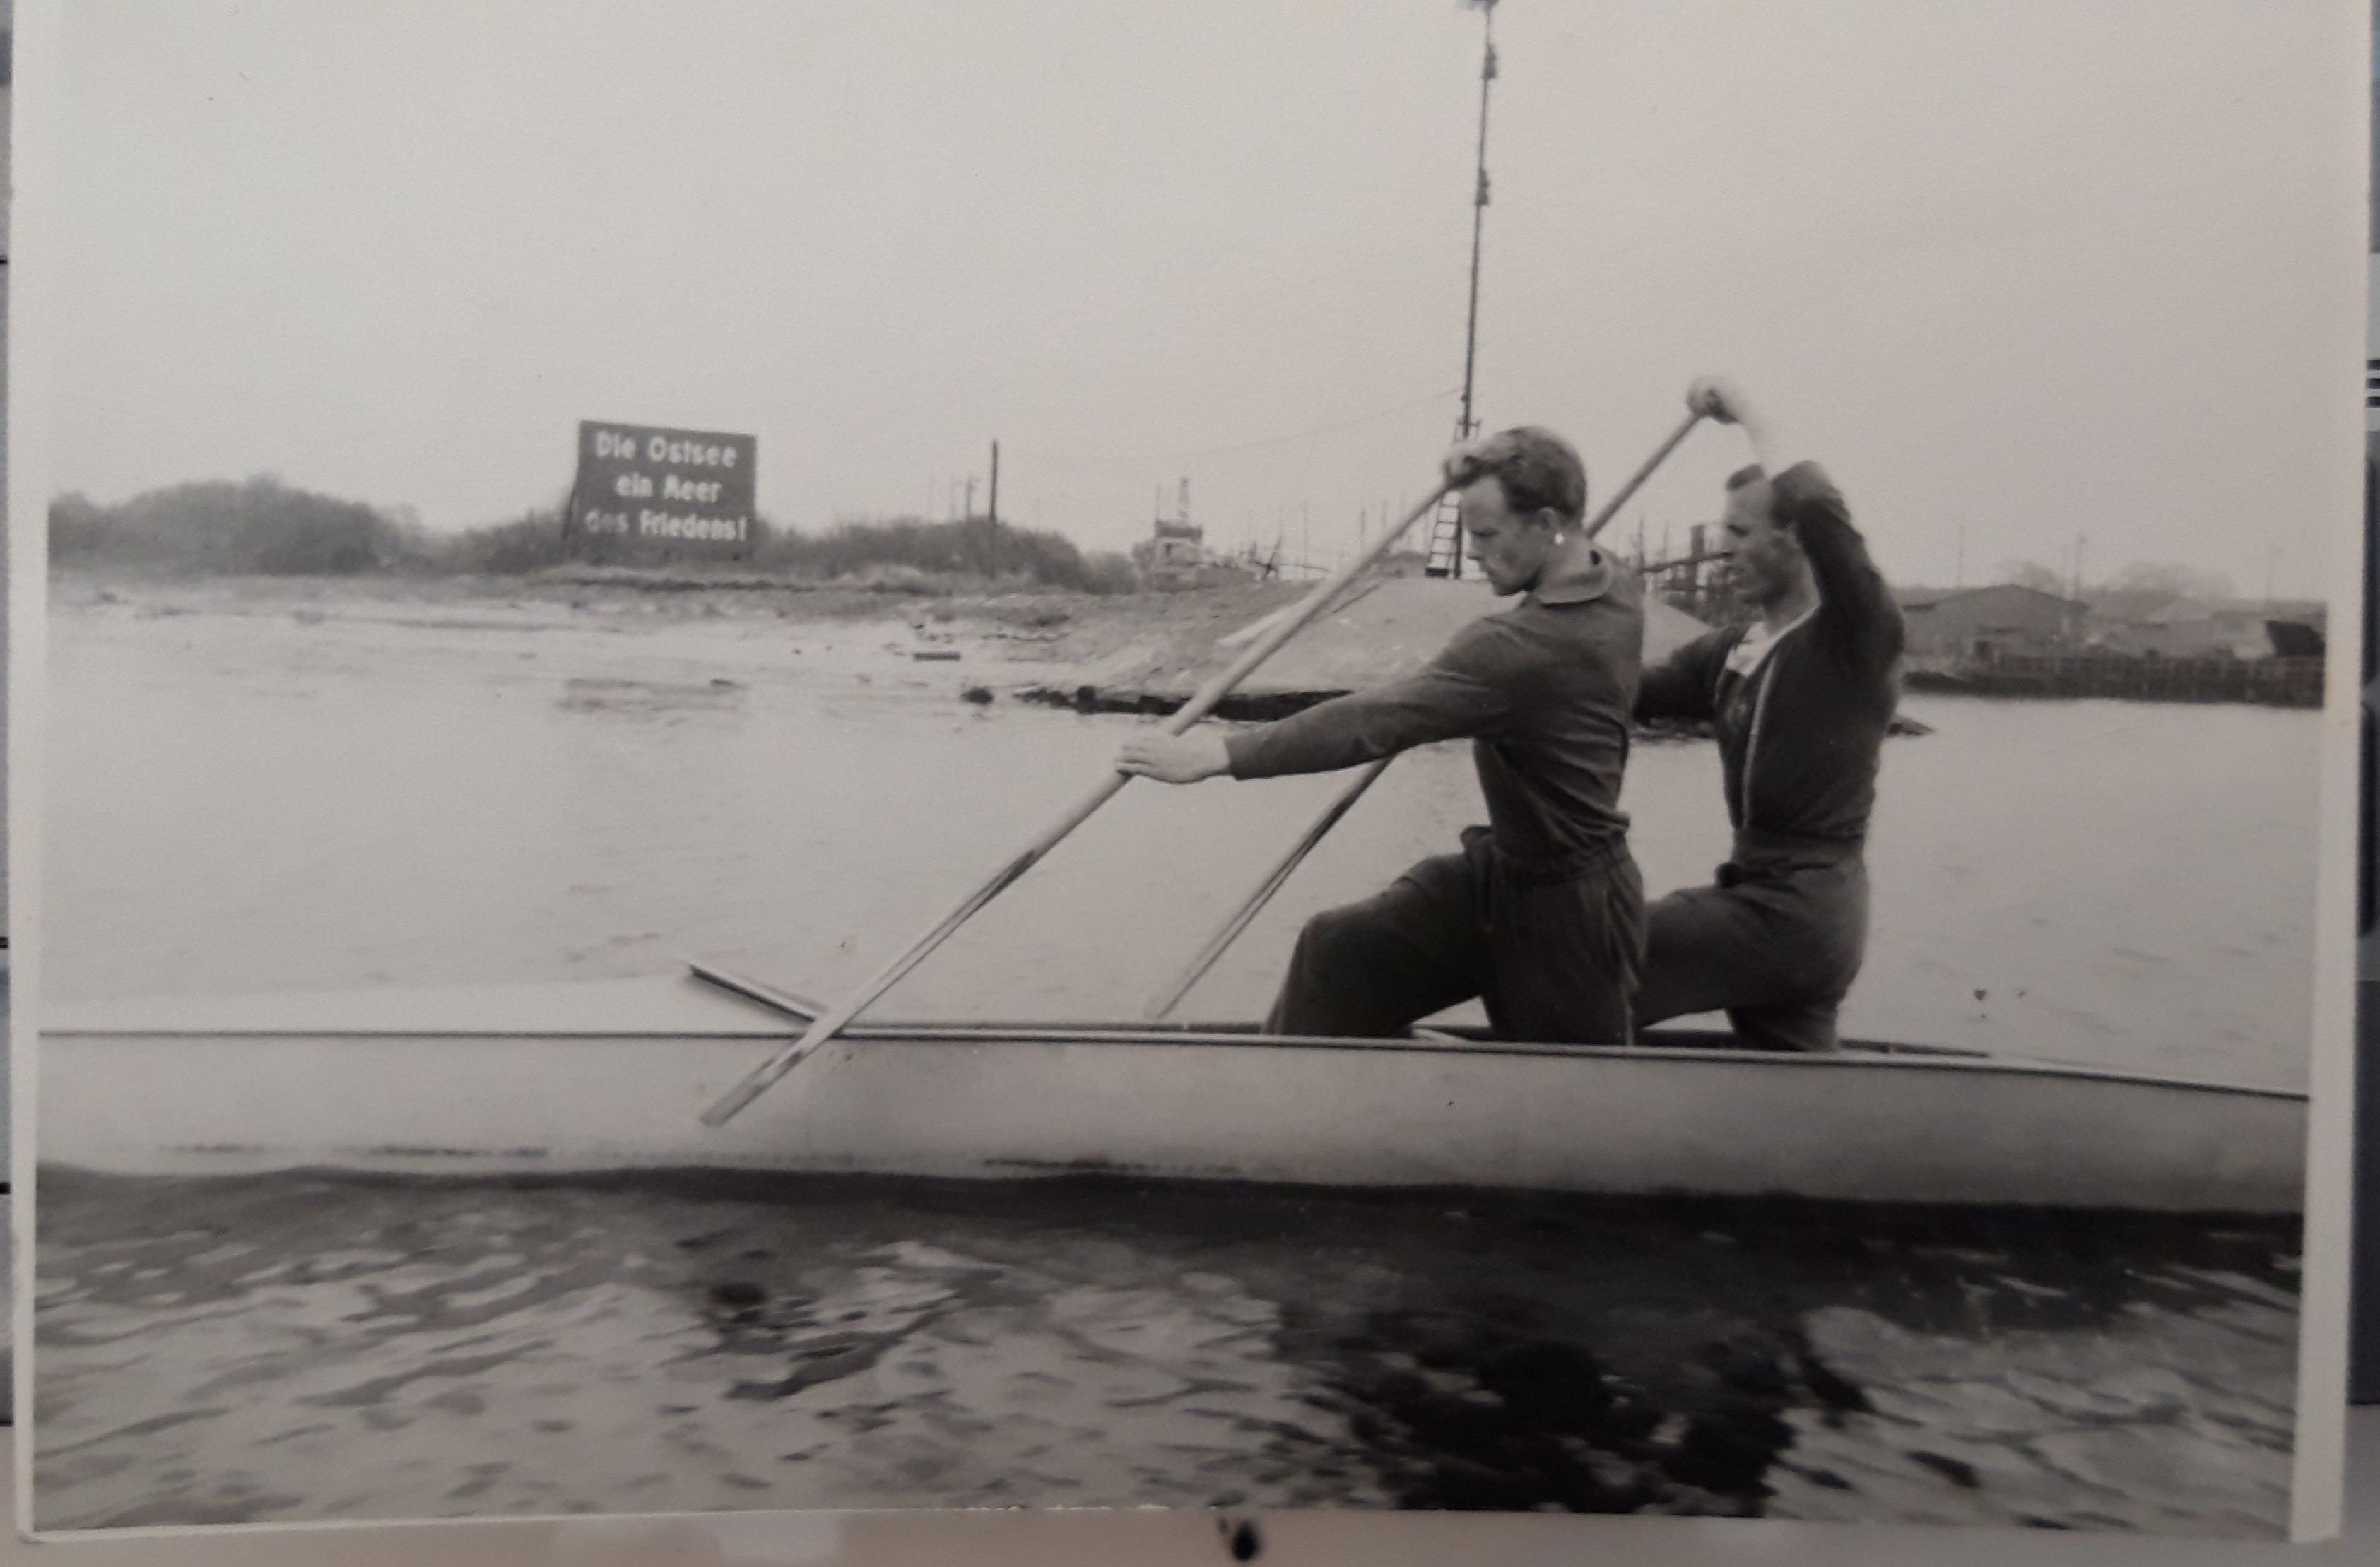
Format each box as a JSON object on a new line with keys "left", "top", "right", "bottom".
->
{"left": 37, "top": 972, "right": 2309, "bottom": 1213}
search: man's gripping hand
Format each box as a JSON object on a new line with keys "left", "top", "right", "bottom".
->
{"left": 1116, "top": 731, "right": 1234, "bottom": 785}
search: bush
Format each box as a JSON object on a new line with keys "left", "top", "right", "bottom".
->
{"left": 1081, "top": 550, "right": 1141, "bottom": 594}
{"left": 49, "top": 477, "right": 411, "bottom": 575}
{"left": 52, "top": 480, "right": 1144, "bottom": 596}
{"left": 750, "top": 516, "right": 1136, "bottom": 594}
{"left": 437, "top": 512, "right": 572, "bottom": 575}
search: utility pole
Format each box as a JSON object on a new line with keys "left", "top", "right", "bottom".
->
{"left": 1456, "top": 1, "right": 1497, "bottom": 445}
{"left": 1427, "top": 0, "right": 1499, "bottom": 581}
{"left": 988, "top": 442, "right": 1000, "bottom": 526}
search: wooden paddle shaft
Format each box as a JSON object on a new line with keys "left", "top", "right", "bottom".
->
{"left": 1143, "top": 753, "right": 1394, "bottom": 1022}
{"left": 701, "top": 480, "right": 1459, "bottom": 1128}
{"left": 1139, "top": 408, "right": 1707, "bottom": 1022}
{"left": 1582, "top": 410, "right": 1705, "bottom": 545}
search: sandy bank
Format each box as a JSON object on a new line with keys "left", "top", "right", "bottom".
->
{"left": 51, "top": 567, "right": 1309, "bottom": 673}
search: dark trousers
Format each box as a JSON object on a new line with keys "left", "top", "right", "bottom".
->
{"left": 1632, "top": 846, "right": 1869, "bottom": 1053}
{"left": 1264, "top": 827, "right": 1645, "bottom": 1045}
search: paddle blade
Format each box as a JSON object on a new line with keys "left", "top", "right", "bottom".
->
{"left": 702, "top": 1016, "right": 840, "bottom": 1126}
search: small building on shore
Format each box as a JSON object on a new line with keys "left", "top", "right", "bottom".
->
{"left": 1883, "top": 579, "right": 2323, "bottom": 706}
{"left": 2085, "top": 593, "right": 2327, "bottom": 660}
{"left": 1136, "top": 519, "right": 1213, "bottom": 589}
{"left": 1131, "top": 482, "right": 1271, "bottom": 591}
{"left": 2083, "top": 591, "right": 2221, "bottom": 657}
{"left": 1897, "top": 584, "right": 2087, "bottom": 664}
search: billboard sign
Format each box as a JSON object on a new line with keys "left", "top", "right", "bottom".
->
{"left": 567, "top": 421, "right": 758, "bottom": 553}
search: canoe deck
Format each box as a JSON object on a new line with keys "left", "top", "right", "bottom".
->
{"left": 35, "top": 969, "right": 2309, "bottom": 1214}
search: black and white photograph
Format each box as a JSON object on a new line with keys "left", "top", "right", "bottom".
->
{"left": 12, "top": 0, "right": 2366, "bottom": 1543}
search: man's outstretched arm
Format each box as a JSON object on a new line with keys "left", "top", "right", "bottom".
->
{"left": 1117, "top": 620, "right": 1522, "bottom": 784}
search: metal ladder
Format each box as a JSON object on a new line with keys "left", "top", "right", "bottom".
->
{"left": 1422, "top": 490, "right": 1466, "bottom": 578}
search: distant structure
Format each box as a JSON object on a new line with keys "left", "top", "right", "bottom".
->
{"left": 1894, "top": 582, "right": 2326, "bottom": 668}
{"left": 2083, "top": 591, "right": 2327, "bottom": 661}
{"left": 1897, "top": 584, "right": 2087, "bottom": 667}
{"left": 1637, "top": 524, "right": 1736, "bottom": 623}
{"left": 1131, "top": 479, "right": 1263, "bottom": 591}
{"left": 1893, "top": 581, "right": 2325, "bottom": 707}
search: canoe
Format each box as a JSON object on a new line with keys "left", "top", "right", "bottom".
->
{"left": 35, "top": 964, "right": 2307, "bottom": 1214}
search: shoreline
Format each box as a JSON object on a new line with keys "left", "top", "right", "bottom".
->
{"left": 49, "top": 564, "right": 1309, "bottom": 682}
{"left": 51, "top": 568, "right": 2315, "bottom": 721}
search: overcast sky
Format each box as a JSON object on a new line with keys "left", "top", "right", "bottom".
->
{"left": 36, "top": 0, "right": 2368, "bottom": 593}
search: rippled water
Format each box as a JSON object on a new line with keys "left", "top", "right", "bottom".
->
{"left": 30, "top": 586, "right": 2324, "bottom": 1535}
{"left": 35, "top": 1171, "right": 2298, "bottom": 1534}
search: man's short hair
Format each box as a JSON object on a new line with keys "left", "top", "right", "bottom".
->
{"left": 1724, "top": 463, "right": 1767, "bottom": 492}
{"left": 1471, "top": 425, "right": 1587, "bottom": 522}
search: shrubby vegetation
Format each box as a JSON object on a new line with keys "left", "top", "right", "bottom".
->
{"left": 750, "top": 516, "right": 1138, "bottom": 595}
{"left": 50, "top": 478, "right": 420, "bottom": 576}
{"left": 50, "top": 478, "right": 1142, "bottom": 593}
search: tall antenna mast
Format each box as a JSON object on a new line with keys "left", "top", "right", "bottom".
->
{"left": 1456, "top": 0, "right": 1499, "bottom": 444}
{"left": 1427, "top": 0, "right": 1501, "bottom": 581}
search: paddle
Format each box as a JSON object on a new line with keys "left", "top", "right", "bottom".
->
{"left": 699, "top": 480, "right": 1463, "bottom": 1128}
{"left": 1143, "top": 754, "right": 1394, "bottom": 1022}
{"left": 685, "top": 959, "right": 825, "bottom": 1024}
{"left": 1142, "top": 408, "right": 1708, "bottom": 1021}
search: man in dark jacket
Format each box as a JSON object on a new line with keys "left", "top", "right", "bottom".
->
{"left": 1632, "top": 378, "right": 1904, "bottom": 1051}
{"left": 1117, "top": 427, "right": 1646, "bottom": 1044}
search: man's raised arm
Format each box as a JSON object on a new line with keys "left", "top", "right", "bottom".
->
{"left": 1689, "top": 377, "right": 1902, "bottom": 672}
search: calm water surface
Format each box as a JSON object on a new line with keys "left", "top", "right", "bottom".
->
{"left": 32, "top": 591, "right": 2321, "bottom": 1534}
{"left": 47, "top": 594, "right": 2321, "bottom": 1085}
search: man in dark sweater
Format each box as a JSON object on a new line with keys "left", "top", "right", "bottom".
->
{"left": 1632, "top": 378, "right": 1904, "bottom": 1051}
{"left": 1116, "top": 427, "right": 1646, "bottom": 1043}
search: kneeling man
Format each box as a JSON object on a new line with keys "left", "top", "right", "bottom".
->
{"left": 1632, "top": 378, "right": 1904, "bottom": 1051}
{"left": 1117, "top": 427, "right": 1646, "bottom": 1043}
